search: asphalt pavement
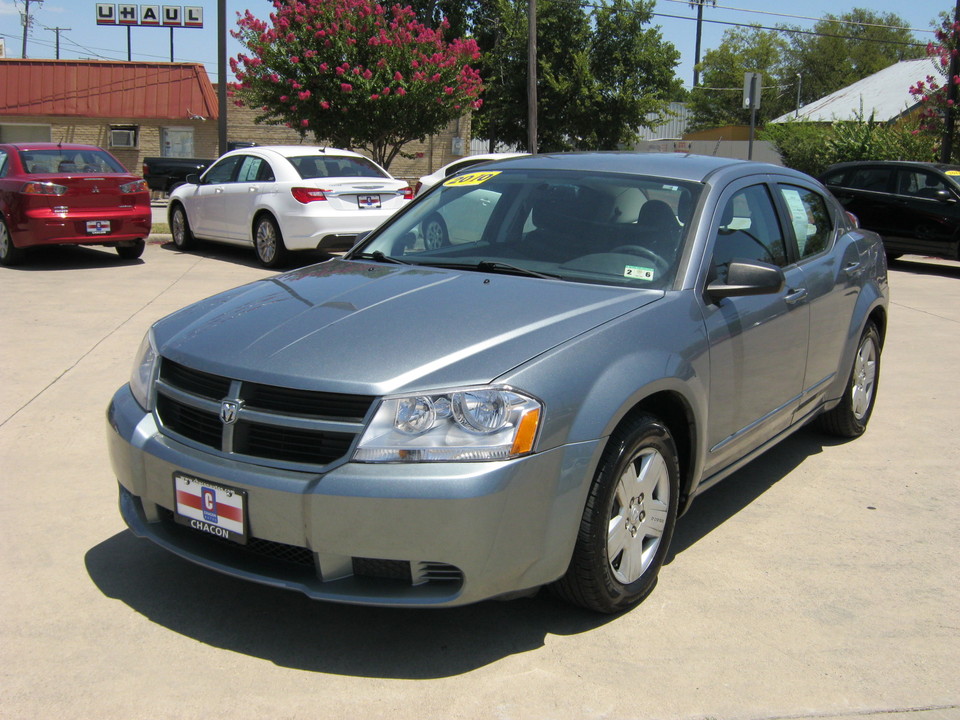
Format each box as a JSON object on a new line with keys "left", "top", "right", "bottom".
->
{"left": 1, "top": 240, "right": 958, "bottom": 720}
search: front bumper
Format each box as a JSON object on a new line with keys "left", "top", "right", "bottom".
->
{"left": 107, "top": 385, "right": 601, "bottom": 607}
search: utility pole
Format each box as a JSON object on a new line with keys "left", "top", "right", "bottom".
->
{"left": 20, "top": 0, "right": 44, "bottom": 58}
{"left": 527, "top": 0, "right": 537, "bottom": 154}
{"left": 48, "top": 26, "right": 70, "bottom": 59}
{"left": 941, "top": 0, "right": 960, "bottom": 163}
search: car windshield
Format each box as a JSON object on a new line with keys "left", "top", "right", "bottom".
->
{"left": 289, "top": 155, "right": 389, "bottom": 180}
{"left": 19, "top": 149, "right": 125, "bottom": 174}
{"left": 354, "top": 169, "right": 703, "bottom": 289}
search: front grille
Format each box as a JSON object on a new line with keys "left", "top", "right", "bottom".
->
{"left": 154, "top": 358, "right": 375, "bottom": 469}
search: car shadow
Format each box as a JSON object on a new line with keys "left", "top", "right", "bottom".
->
{"left": 158, "top": 240, "right": 335, "bottom": 270}
{"left": 1, "top": 244, "right": 144, "bottom": 270}
{"left": 86, "top": 426, "right": 839, "bottom": 677}
{"left": 887, "top": 256, "right": 960, "bottom": 279}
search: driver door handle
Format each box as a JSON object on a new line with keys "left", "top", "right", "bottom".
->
{"left": 784, "top": 288, "right": 808, "bottom": 305}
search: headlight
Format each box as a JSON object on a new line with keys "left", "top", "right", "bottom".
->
{"left": 354, "top": 386, "right": 542, "bottom": 463}
{"left": 129, "top": 328, "right": 159, "bottom": 411}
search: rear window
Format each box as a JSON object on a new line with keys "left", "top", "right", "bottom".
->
{"left": 19, "top": 149, "right": 125, "bottom": 174}
{"left": 288, "top": 155, "right": 388, "bottom": 180}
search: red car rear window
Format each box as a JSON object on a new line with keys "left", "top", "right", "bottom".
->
{"left": 19, "top": 149, "right": 125, "bottom": 175}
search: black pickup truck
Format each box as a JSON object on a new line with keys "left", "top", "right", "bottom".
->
{"left": 141, "top": 157, "right": 213, "bottom": 194}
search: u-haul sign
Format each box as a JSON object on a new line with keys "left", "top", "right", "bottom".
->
{"left": 96, "top": 4, "right": 203, "bottom": 28}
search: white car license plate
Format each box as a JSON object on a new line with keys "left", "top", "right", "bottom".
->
{"left": 173, "top": 473, "right": 247, "bottom": 544}
{"left": 86, "top": 220, "right": 111, "bottom": 235}
{"left": 357, "top": 194, "right": 381, "bottom": 209}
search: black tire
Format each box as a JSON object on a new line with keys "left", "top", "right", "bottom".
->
{"left": 422, "top": 213, "right": 449, "bottom": 250}
{"left": 253, "top": 214, "right": 288, "bottom": 268}
{"left": 554, "top": 414, "right": 680, "bottom": 613}
{"left": 0, "top": 218, "right": 26, "bottom": 266}
{"left": 817, "top": 322, "right": 881, "bottom": 438}
{"left": 116, "top": 239, "right": 145, "bottom": 260}
{"left": 169, "top": 204, "right": 196, "bottom": 251}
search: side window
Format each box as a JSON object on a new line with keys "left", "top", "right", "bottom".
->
{"left": 203, "top": 156, "right": 241, "bottom": 184}
{"left": 847, "top": 166, "right": 893, "bottom": 193}
{"left": 820, "top": 169, "right": 847, "bottom": 185}
{"left": 0, "top": 150, "right": 8, "bottom": 177}
{"left": 897, "top": 169, "right": 950, "bottom": 199}
{"left": 236, "top": 156, "right": 264, "bottom": 182}
{"left": 711, "top": 184, "right": 788, "bottom": 281}
{"left": 778, "top": 184, "right": 833, "bottom": 259}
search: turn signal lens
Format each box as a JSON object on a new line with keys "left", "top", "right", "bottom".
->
{"left": 292, "top": 186, "right": 328, "bottom": 203}
{"left": 22, "top": 182, "right": 67, "bottom": 196}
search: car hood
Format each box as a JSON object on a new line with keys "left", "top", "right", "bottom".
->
{"left": 154, "top": 259, "right": 662, "bottom": 395}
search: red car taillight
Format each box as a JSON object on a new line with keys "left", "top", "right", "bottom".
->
{"left": 401, "top": 186, "right": 414, "bottom": 200}
{"left": 22, "top": 181, "right": 67, "bottom": 196}
{"left": 120, "top": 180, "right": 148, "bottom": 193}
{"left": 291, "top": 187, "right": 328, "bottom": 203}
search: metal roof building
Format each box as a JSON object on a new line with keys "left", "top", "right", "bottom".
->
{"left": 771, "top": 57, "right": 940, "bottom": 124}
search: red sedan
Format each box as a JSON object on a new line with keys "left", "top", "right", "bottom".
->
{"left": 0, "top": 142, "right": 152, "bottom": 265}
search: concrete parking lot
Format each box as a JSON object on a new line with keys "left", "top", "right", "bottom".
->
{"left": 1, "top": 240, "right": 958, "bottom": 720}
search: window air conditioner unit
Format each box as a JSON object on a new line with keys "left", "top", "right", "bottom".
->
{"left": 110, "top": 128, "right": 137, "bottom": 148}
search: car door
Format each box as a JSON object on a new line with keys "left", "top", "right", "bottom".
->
{"left": 217, "top": 155, "right": 276, "bottom": 242}
{"left": 700, "top": 180, "right": 810, "bottom": 477}
{"left": 887, "top": 167, "right": 960, "bottom": 257}
{"left": 773, "top": 181, "right": 862, "bottom": 421}
{"left": 824, "top": 165, "right": 898, "bottom": 241}
{"left": 189, "top": 155, "right": 242, "bottom": 239}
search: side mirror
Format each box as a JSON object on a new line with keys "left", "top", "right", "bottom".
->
{"left": 934, "top": 189, "right": 956, "bottom": 204}
{"left": 707, "top": 260, "right": 785, "bottom": 302}
{"left": 185, "top": 173, "right": 200, "bottom": 185}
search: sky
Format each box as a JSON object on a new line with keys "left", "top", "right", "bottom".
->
{"left": 0, "top": 0, "right": 949, "bottom": 89}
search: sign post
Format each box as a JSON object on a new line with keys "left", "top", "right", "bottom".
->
{"left": 95, "top": 4, "right": 204, "bottom": 62}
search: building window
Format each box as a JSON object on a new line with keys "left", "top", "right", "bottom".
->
{"left": 161, "top": 127, "right": 195, "bottom": 158}
{"left": 109, "top": 125, "right": 139, "bottom": 149}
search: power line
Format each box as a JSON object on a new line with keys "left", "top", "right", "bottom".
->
{"left": 655, "top": 0, "right": 936, "bottom": 35}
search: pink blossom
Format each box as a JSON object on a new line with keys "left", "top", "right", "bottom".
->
{"left": 321, "top": 101, "right": 330, "bottom": 109}
{"left": 341, "top": 83, "right": 353, "bottom": 92}
{"left": 301, "top": 119, "right": 309, "bottom": 127}
{"left": 290, "top": 56, "right": 300, "bottom": 64}
{"left": 362, "top": 69, "right": 373, "bottom": 79}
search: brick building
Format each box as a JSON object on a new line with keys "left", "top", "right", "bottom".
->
{"left": 0, "top": 58, "right": 471, "bottom": 183}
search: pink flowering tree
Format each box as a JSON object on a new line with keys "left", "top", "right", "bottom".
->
{"left": 908, "top": 13, "right": 960, "bottom": 162}
{"left": 230, "top": 0, "right": 483, "bottom": 169}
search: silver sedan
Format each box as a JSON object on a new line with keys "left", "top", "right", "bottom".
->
{"left": 108, "top": 153, "right": 888, "bottom": 612}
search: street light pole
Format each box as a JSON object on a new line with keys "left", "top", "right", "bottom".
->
{"left": 795, "top": 74, "right": 802, "bottom": 118}
{"left": 20, "top": 0, "right": 44, "bottom": 58}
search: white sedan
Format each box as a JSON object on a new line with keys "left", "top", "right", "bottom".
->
{"left": 168, "top": 146, "right": 412, "bottom": 267}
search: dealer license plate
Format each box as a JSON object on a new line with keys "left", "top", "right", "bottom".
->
{"left": 86, "top": 220, "right": 110, "bottom": 235}
{"left": 173, "top": 473, "right": 247, "bottom": 544}
{"left": 357, "top": 194, "right": 381, "bottom": 209}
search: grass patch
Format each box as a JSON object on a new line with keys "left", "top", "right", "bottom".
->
{"left": 151, "top": 223, "right": 170, "bottom": 235}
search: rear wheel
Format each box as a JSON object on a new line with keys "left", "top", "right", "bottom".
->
{"left": 170, "top": 204, "right": 195, "bottom": 251}
{"left": 817, "top": 322, "right": 881, "bottom": 437}
{"left": 116, "top": 239, "right": 145, "bottom": 260}
{"left": 554, "top": 414, "right": 680, "bottom": 613}
{"left": 254, "top": 215, "right": 288, "bottom": 268}
{"left": 0, "top": 219, "right": 25, "bottom": 266}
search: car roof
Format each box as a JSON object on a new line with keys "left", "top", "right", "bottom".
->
{"left": 235, "top": 145, "right": 366, "bottom": 159}
{"left": 487, "top": 151, "right": 801, "bottom": 184}
{"left": 822, "top": 160, "right": 960, "bottom": 174}
{"left": 1, "top": 142, "right": 108, "bottom": 152}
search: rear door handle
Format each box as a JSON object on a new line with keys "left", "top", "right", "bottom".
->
{"left": 844, "top": 261, "right": 862, "bottom": 276}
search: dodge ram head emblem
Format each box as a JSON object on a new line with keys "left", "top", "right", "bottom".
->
{"left": 219, "top": 400, "right": 242, "bottom": 425}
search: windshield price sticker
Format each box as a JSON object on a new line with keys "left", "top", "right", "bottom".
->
{"left": 173, "top": 473, "right": 247, "bottom": 544}
{"left": 443, "top": 171, "right": 502, "bottom": 187}
{"left": 947, "top": 170, "right": 960, "bottom": 176}
{"left": 624, "top": 265, "right": 655, "bottom": 281}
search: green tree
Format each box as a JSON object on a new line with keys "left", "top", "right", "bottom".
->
{"left": 473, "top": 0, "right": 681, "bottom": 152}
{"left": 230, "top": 0, "right": 483, "bottom": 169}
{"left": 688, "top": 26, "right": 791, "bottom": 130}
{"left": 784, "top": 9, "right": 924, "bottom": 108}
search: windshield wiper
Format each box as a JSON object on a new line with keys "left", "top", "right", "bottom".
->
{"left": 476, "top": 260, "right": 560, "bottom": 280}
{"left": 354, "top": 250, "right": 412, "bottom": 265}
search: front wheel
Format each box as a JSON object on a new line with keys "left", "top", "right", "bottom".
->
{"left": 554, "top": 414, "right": 680, "bottom": 613}
{"left": 817, "top": 322, "right": 881, "bottom": 437}
{"left": 254, "top": 215, "right": 288, "bottom": 268}
{"left": 169, "top": 204, "right": 195, "bottom": 251}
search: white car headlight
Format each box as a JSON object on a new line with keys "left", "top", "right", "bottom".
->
{"left": 129, "top": 328, "right": 159, "bottom": 411}
{"left": 354, "top": 387, "right": 542, "bottom": 463}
